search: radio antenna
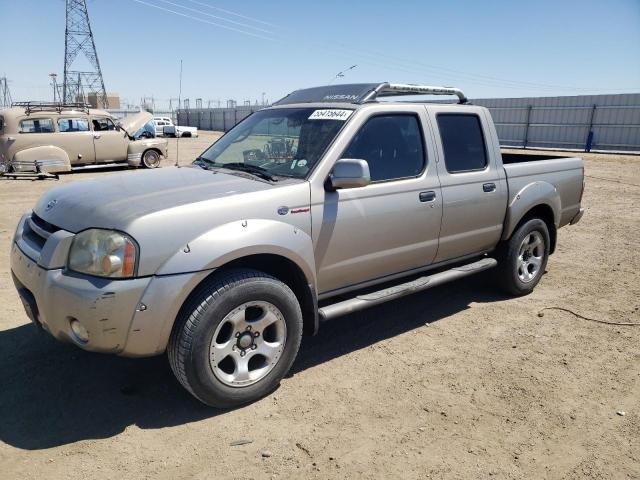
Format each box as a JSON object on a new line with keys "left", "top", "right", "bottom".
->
{"left": 175, "top": 59, "right": 183, "bottom": 167}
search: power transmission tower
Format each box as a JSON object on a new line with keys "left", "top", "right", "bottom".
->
{"left": 62, "top": 0, "right": 108, "bottom": 107}
{"left": 0, "top": 77, "right": 12, "bottom": 108}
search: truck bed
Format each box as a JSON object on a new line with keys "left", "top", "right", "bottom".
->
{"left": 501, "top": 152, "right": 584, "bottom": 230}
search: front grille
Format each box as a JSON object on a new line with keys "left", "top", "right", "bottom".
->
{"left": 23, "top": 213, "right": 61, "bottom": 250}
{"left": 29, "top": 213, "right": 60, "bottom": 239}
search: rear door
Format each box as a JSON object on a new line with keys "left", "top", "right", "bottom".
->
{"left": 426, "top": 106, "right": 508, "bottom": 262}
{"left": 91, "top": 116, "right": 128, "bottom": 163}
{"left": 314, "top": 107, "right": 443, "bottom": 294}
{"left": 56, "top": 116, "right": 96, "bottom": 165}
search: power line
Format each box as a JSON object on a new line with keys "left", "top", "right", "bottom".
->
{"left": 183, "top": 0, "right": 277, "bottom": 27}
{"left": 131, "top": 0, "right": 275, "bottom": 40}
{"left": 130, "top": 0, "right": 639, "bottom": 94}
{"left": 155, "top": 0, "right": 273, "bottom": 34}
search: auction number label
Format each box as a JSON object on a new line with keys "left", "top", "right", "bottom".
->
{"left": 308, "top": 109, "right": 353, "bottom": 121}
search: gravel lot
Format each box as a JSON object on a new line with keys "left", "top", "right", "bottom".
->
{"left": 1, "top": 132, "right": 638, "bottom": 479}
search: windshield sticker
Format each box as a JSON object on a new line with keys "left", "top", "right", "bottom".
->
{"left": 308, "top": 109, "right": 353, "bottom": 121}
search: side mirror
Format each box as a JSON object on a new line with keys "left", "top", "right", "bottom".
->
{"left": 329, "top": 159, "right": 370, "bottom": 190}
{"left": 163, "top": 125, "right": 176, "bottom": 136}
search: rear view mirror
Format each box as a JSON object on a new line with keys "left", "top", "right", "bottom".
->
{"left": 329, "top": 158, "right": 370, "bottom": 190}
{"left": 163, "top": 125, "right": 176, "bottom": 136}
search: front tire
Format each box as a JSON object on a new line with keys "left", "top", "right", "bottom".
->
{"left": 168, "top": 269, "right": 303, "bottom": 408}
{"left": 142, "top": 149, "right": 161, "bottom": 168}
{"left": 495, "top": 218, "right": 550, "bottom": 296}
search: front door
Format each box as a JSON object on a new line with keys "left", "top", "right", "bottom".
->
{"left": 91, "top": 117, "right": 128, "bottom": 163}
{"left": 314, "top": 111, "right": 442, "bottom": 295}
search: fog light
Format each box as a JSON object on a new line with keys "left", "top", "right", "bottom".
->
{"left": 70, "top": 319, "right": 89, "bottom": 343}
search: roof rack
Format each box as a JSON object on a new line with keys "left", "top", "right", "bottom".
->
{"left": 273, "top": 82, "right": 468, "bottom": 106}
{"left": 12, "top": 101, "right": 91, "bottom": 115}
{"left": 364, "top": 83, "right": 468, "bottom": 104}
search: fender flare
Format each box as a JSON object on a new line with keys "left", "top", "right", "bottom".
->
{"left": 12, "top": 145, "right": 71, "bottom": 173}
{"left": 502, "top": 181, "right": 561, "bottom": 241}
{"left": 156, "top": 218, "right": 317, "bottom": 288}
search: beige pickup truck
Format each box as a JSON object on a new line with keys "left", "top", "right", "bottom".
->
{"left": 10, "top": 83, "right": 584, "bottom": 408}
{"left": 0, "top": 102, "right": 168, "bottom": 172}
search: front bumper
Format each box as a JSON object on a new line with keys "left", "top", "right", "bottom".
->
{"left": 10, "top": 213, "right": 212, "bottom": 357}
{"left": 11, "top": 242, "right": 151, "bottom": 354}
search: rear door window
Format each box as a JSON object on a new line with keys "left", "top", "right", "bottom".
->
{"left": 19, "top": 118, "right": 54, "bottom": 133}
{"left": 343, "top": 114, "right": 425, "bottom": 182}
{"left": 58, "top": 117, "right": 89, "bottom": 133}
{"left": 436, "top": 114, "right": 487, "bottom": 173}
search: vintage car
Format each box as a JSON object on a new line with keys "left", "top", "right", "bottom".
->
{"left": 0, "top": 102, "right": 168, "bottom": 172}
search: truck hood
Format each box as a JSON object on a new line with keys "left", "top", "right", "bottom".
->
{"left": 119, "top": 111, "right": 153, "bottom": 136}
{"left": 34, "top": 166, "right": 274, "bottom": 233}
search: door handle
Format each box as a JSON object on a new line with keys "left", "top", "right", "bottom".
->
{"left": 419, "top": 191, "right": 436, "bottom": 202}
{"left": 93, "top": 134, "right": 101, "bottom": 139}
{"left": 483, "top": 183, "right": 496, "bottom": 193}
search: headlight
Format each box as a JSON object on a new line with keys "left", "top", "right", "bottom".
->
{"left": 68, "top": 229, "right": 138, "bottom": 278}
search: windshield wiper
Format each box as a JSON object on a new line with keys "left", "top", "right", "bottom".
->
{"left": 193, "top": 156, "right": 216, "bottom": 169}
{"left": 219, "top": 162, "right": 279, "bottom": 182}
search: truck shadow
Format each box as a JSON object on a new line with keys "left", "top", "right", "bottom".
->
{"left": 0, "top": 271, "right": 509, "bottom": 450}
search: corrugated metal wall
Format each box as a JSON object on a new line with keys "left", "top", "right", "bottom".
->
{"left": 473, "top": 93, "right": 640, "bottom": 152}
{"left": 177, "top": 105, "right": 261, "bottom": 132}
{"left": 178, "top": 93, "right": 640, "bottom": 153}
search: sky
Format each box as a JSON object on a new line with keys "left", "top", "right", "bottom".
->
{"left": 1, "top": 0, "right": 639, "bottom": 108}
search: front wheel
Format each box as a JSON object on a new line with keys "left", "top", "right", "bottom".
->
{"left": 142, "top": 149, "right": 161, "bottom": 168}
{"left": 168, "top": 269, "right": 303, "bottom": 408}
{"left": 495, "top": 218, "right": 550, "bottom": 296}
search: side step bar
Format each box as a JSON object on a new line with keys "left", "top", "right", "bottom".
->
{"left": 318, "top": 257, "right": 497, "bottom": 321}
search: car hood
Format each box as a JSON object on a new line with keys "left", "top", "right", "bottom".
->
{"left": 34, "top": 166, "right": 275, "bottom": 233}
{"left": 119, "top": 111, "right": 153, "bottom": 136}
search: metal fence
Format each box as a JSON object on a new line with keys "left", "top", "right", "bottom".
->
{"left": 177, "top": 105, "right": 262, "bottom": 132}
{"left": 177, "top": 93, "right": 640, "bottom": 153}
{"left": 107, "top": 109, "right": 175, "bottom": 121}
{"left": 473, "top": 93, "right": 640, "bottom": 153}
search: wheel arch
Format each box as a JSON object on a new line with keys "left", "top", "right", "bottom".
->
{"left": 506, "top": 203, "right": 557, "bottom": 254}
{"left": 12, "top": 145, "right": 71, "bottom": 173}
{"left": 172, "top": 253, "right": 318, "bottom": 343}
{"left": 502, "top": 181, "right": 560, "bottom": 254}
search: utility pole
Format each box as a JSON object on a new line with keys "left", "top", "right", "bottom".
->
{"left": 49, "top": 73, "right": 61, "bottom": 102}
{"left": 0, "top": 77, "right": 12, "bottom": 108}
{"left": 63, "top": 0, "right": 108, "bottom": 107}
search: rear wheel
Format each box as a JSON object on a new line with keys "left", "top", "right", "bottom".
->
{"left": 142, "top": 149, "right": 161, "bottom": 168}
{"left": 168, "top": 269, "right": 303, "bottom": 408}
{"left": 495, "top": 218, "right": 550, "bottom": 296}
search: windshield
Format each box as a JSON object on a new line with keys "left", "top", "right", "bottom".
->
{"left": 195, "top": 107, "right": 351, "bottom": 179}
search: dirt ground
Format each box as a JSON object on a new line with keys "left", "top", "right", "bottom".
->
{"left": 0, "top": 132, "right": 638, "bottom": 479}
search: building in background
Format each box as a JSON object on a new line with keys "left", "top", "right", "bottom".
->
{"left": 87, "top": 92, "right": 120, "bottom": 109}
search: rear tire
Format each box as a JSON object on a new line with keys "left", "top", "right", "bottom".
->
{"left": 495, "top": 218, "right": 550, "bottom": 296}
{"left": 168, "top": 269, "right": 303, "bottom": 408}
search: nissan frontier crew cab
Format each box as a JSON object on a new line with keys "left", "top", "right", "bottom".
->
{"left": 10, "top": 83, "right": 585, "bottom": 408}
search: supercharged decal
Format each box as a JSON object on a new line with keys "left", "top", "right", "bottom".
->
{"left": 308, "top": 109, "right": 353, "bottom": 121}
